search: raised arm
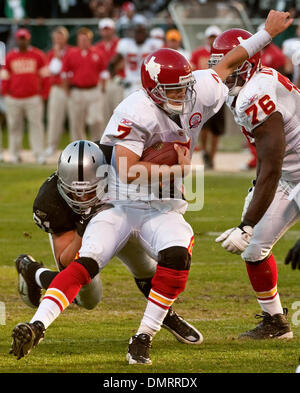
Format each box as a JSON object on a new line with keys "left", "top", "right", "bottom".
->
{"left": 213, "top": 10, "right": 293, "bottom": 82}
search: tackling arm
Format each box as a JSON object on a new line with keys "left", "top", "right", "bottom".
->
{"left": 51, "top": 230, "right": 82, "bottom": 268}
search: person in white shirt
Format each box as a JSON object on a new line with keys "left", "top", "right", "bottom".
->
{"left": 109, "top": 18, "right": 163, "bottom": 97}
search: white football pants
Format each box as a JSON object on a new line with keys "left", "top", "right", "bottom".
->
{"left": 79, "top": 204, "right": 194, "bottom": 269}
{"left": 241, "top": 179, "right": 300, "bottom": 262}
{"left": 48, "top": 200, "right": 193, "bottom": 310}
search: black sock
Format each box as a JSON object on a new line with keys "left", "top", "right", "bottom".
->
{"left": 39, "top": 270, "right": 59, "bottom": 289}
{"left": 134, "top": 277, "right": 153, "bottom": 299}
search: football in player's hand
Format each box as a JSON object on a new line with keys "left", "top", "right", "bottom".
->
{"left": 141, "top": 142, "right": 179, "bottom": 166}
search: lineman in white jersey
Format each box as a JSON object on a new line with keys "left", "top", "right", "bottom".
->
{"left": 10, "top": 11, "right": 292, "bottom": 365}
{"left": 110, "top": 20, "right": 163, "bottom": 97}
{"left": 213, "top": 28, "right": 299, "bottom": 339}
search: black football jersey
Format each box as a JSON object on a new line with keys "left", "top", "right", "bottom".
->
{"left": 33, "top": 172, "right": 79, "bottom": 233}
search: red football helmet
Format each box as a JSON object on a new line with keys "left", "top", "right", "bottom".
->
{"left": 141, "top": 48, "right": 196, "bottom": 114}
{"left": 209, "top": 28, "right": 261, "bottom": 95}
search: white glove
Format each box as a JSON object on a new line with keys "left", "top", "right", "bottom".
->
{"left": 215, "top": 225, "right": 253, "bottom": 254}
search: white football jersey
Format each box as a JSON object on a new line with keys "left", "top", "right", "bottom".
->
{"left": 117, "top": 37, "right": 163, "bottom": 96}
{"left": 101, "top": 68, "right": 228, "bottom": 206}
{"left": 102, "top": 68, "right": 227, "bottom": 154}
{"left": 226, "top": 67, "right": 300, "bottom": 181}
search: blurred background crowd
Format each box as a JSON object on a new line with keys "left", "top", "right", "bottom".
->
{"left": 1, "top": 0, "right": 300, "bottom": 170}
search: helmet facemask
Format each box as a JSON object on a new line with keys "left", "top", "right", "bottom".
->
{"left": 209, "top": 53, "right": 259, "bottom": 96}
{"left": 57, "top": 178, "right": 104, "bottom": 215}
{"left": 150, "top": 74, "right": 197, "bottom": 115}
{"left": 57, "top": 177, "right": 106, "bottom": 216}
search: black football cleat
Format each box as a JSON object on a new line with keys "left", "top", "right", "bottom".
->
{"left": 10, "top": 321, "right": 45, "bottom": 360}
{"left": 162, "top": 308, "right": 203, "bottom": 344}
{"left": 238, "top": 308, "right": 293, "bottom": 340}
{"left": 126, "top": 333, "right": 152, "bottom": 365}
{"left": 15, "top": 254, "right": 43, "bottom": 308}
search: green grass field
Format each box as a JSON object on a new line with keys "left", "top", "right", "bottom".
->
{"left": 0, "top": 165, "right": 300, "bottom": 373}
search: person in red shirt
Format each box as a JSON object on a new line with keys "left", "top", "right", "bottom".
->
{"left": 94, "top": 18, "right": 124, "bottom": 127}
{"left": 190, "top": 25, "right": 222, "bottom": 71}
{"left": 190, "top": 25, "right": 224, "bottom": 169}
{"left": 62, "top": 27, "right": 105, "bottom": 141}
{"left": 261, "top": 43, "right": 286, "bottom": 71}
{"left": 44, "top": 26, "right": 73, "bottom": 158}
{"left": 95, "top": 18, "right": 119, "bottom": 68}
{"left": 0, "top": 28, "right": 48, "bottom": 164}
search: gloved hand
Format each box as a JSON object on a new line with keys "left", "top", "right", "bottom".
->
{"left": 215, "top": 225, "right": 253, "bottom": 254}
{"left": 285, "top": 239, "right": 300, "bottom": 270}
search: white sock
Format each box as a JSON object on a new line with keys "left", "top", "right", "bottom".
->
{"left": 137, "top": 300, "right": 169, "bottom": 336}
{"left": 30, "top": 298, "right": 61, "bottom": 329}
{"left": 258, "top": 293, "right": 283, "bottom": 316}
{"left": 137, "top": 323, "right": 156, "bottom": 338}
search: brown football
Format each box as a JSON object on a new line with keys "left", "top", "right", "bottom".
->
{"left": 141, "top": 142, "right": 179, "bottom": 166}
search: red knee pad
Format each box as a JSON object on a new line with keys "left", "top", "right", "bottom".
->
{"left": 151, "top": 265, "right": 189, "bottom": 300}
{"left": 246, "top": 254, "right": 278, "bottom": 301}
{"left": 44, "top": 261, "right": 91, "bottom": 311}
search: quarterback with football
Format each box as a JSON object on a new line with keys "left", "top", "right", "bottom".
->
{"left": 10, "top": 10, "right": 292, "bottom": 364}
{"left": 214, "top": 27, "right": 300, "bottom": 339}
{"left": 11, "top": 140, "right": 203, "bottom": 359}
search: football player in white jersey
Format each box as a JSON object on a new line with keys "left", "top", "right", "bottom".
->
{"left": 14, "top": 140, "right": 202, "bottom": 345}
{"left": 213, "top": 28, "right": 300, "bottom": 339}
{"left": 10, "top": 10, "right": 292, "bottom": 364}
{"left": 109, "top": 20, "right": 163, "bottom": 97}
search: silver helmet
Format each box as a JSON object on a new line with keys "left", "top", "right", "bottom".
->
{"left": 57, "top": 140, "right": 107, "bottom": 215}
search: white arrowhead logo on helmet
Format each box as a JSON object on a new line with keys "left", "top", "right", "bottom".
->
{"left": 145, "top": 56, "right": 161, "bottom": 82}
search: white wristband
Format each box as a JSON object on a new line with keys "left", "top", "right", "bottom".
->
{"left": 239, "top": 29, "right": 272, "bottom": 58}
